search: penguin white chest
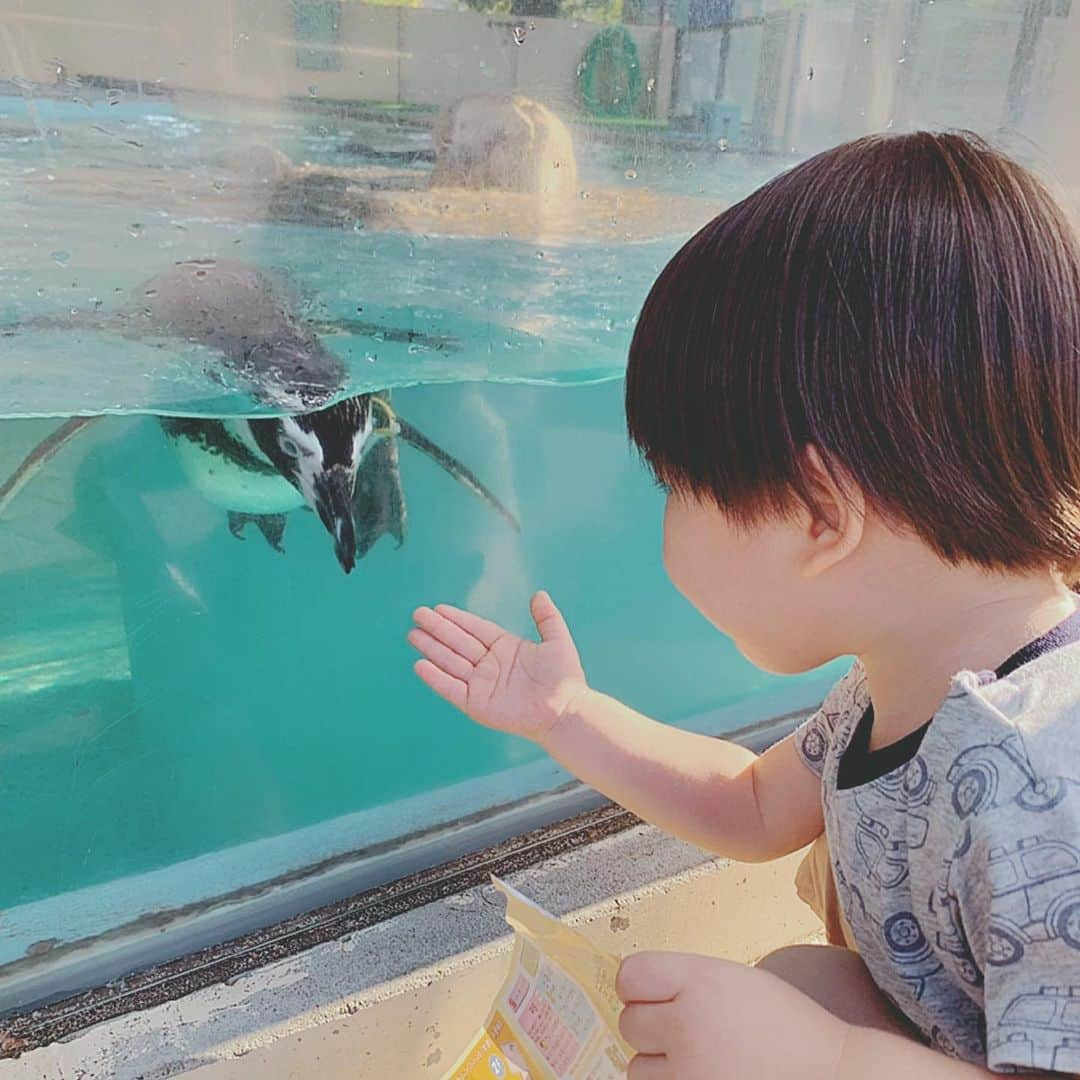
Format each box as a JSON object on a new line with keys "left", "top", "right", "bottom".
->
{"left": 165, "top": 420, "right": 306, "bottom": 515}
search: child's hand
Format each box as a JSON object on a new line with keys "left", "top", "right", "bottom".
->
{"left": 617, "top": 952, "right": 847, "bottom": 1080}
{"left": 408, "top": 591, "right": 589, "bottom": 743}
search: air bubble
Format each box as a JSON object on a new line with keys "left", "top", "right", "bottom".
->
{"left": 513, "top": 26, "right": 527, "bottom": 44}
{"left": 624, "top": 168, "right": 637, "bottom": 180}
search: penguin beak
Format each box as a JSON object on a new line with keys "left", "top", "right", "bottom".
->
{"left": 313, "top": 466, "right": 357, "bottom": 574}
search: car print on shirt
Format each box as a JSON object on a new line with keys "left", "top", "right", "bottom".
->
{"left": 947, "top": 734, "right": 1069, "bottom": 819}
{"left": 989, "top": 986, "right": 1080, "bottom": 1073}
{"left": 833, "top": 858, "right": 869, "bottom": 926}
{"left": 928, "top": 878, "right": 983, "bottom": 988}
{"left": 848, "top": 758, "right": 935, "bottom": 889}
{"left": 881, "top": 911, "right": 945, "bottom": 1001}
{"left": 854, "top": 810, "right": 910, "bottom": 890}
{"left": 985, "top": 835, "right": 1080, "bottom": 966}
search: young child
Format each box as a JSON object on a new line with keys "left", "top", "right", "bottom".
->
{"left": 408, "top": 131, "right": 1080, "bottom": 1078}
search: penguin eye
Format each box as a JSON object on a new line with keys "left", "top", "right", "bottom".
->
{"left": 278, "top": 435, "right": 301, "bottom": 458}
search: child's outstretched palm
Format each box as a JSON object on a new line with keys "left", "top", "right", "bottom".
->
{"left": 408, "top": 591, "right": 588, "bottom": 742}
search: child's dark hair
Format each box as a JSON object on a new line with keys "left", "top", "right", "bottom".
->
{"left": 626, "top": 131, "right": 1080, "bottom": 573}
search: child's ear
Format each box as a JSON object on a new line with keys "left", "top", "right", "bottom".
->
{"left": 797, "top": 446, "right": 865, "bottom": 578}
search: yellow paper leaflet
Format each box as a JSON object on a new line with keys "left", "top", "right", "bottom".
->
{"left": 442, "top": 877, "right": 633, "bottom": 1080}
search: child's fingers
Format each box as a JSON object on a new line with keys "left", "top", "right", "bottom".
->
{"left": 619, "top": 1003, "right": 674, "bottom": 1055}
{"left": 407, "top": 628, "right": 475, "bottom": 681}
{"left": 413, "top": 659, "right": 468, "bottom": 711}
{"left": 531, "top": 590, "right": 571, "bottom": 644}
{"left": 414, "top": 606, "right": 487, "bottom": 663}
{"left": 432, "top": 603, "right": 503, "bottom": 648}
{"left": 616, "top": 952, "right": 700, "bottom": 1004}
{"left": 626, "top": 1054, "right": 667, "bottom": 1080}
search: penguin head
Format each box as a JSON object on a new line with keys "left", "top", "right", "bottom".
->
{"left": 248, "top": 396, "right": 376, "bottom": 573}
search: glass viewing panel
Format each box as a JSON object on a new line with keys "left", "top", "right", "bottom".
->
{"left": 0, "top": 0, "right": 1075, "bottom": 1001}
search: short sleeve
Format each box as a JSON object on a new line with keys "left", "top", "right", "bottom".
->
{"left": 794, "top": 662, "right": 864, "bottom": 777}
{"left": 954, "top": 779, "right": 1080, "bottom": 1074}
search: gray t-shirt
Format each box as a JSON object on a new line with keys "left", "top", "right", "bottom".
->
{"left": 795, "top": 642, "right": 1080, "bottom": 1073}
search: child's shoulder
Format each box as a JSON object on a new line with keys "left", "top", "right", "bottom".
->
{"left": 794, "top": 662, "right": 868, "bottom": 775}
{"left": 948, "top": 639, "right": 1080, "bottom": 762}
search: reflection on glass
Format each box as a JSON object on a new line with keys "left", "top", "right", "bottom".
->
{"left": 0, "top": 0, "right": 1074, "bottom": 1001}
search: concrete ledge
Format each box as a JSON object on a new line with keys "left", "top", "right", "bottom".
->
{"left": 6, "top": 825, "right": 821, "bottom": 1079}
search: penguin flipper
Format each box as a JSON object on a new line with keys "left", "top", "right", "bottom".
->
{"left": 0, "top": 416, "right": 101, "bottom": 516}
{"left": 395, "top": 417, "right": 520, "bottom": 533}
{"left": 353, "top": 435, "right": 407, "bottom": 558}
{"left": 227, "top": 511, "right": 287, "bottom": 553}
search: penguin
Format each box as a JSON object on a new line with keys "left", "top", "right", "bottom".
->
{"left": 0, "top": 258, "right": 519, "bottom": 573}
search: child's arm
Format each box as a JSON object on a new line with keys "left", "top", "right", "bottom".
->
{"left": 408, "top": 591, "right": 824, "bottom": 863}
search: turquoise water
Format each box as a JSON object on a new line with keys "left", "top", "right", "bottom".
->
{"left": 0, "top": 94, "right": 840, "bottom": 961}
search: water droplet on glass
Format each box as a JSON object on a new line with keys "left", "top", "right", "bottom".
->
{"left": 580, "top": 190, "right": 591, "bottom": 200}
{"left": 807, "top": 66, "right": 814, "bottom": 81}
{"left": 625, "top": 168, "right": 637, "bottom": 180}
{"left": 606, "top": 318, "right": 616, "bottom": 331}
{"left": 577, "top": 62, "right": 586, "bottom": 76}
{"left": 529, "top": 22, "right": 536, "bottom": 30}
{"left": 553, "top": 160, "right": 560, "bottom": 169}
{"left": 129, "top": 223, "right": 143, "bottom": 238}
{"left": 536, "top": 250, "right": 544, "bottom": 259}
{"left": 35, "top": 288, "right": 45, "bottom": 297}
{"left": 106, "top": 88, "right": 123, "bottom": 106}
{"left": 513, "top": 25, "right": 527, "bottom": 44}
{"left": 50, "top": 250, "right": 70, "bottom": 266}
{"left": 718, "top": 138, "right": 729, "bottom": 151}
{"left": 144, "top": 288, "right": 158, "bottom": 298}
{"left": 863, "top": 34, "right": 871, "bottom": 45}
{"left": 46, "top": 174, "right": 56, "bottom": 182}
{"left": 212, "top": 179, "right": 226, "bottom": 192}
{"left": 646, "top": 77, "right": 656, "bottom": 93}
{"left": 366, "top": 353, "right": 377, "bottom": 363}
{"left": 897, "top": 55, "right": 906, "bottom": 64}
{"left": 308, "top": 85, "right": 319, "bottom": 97}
